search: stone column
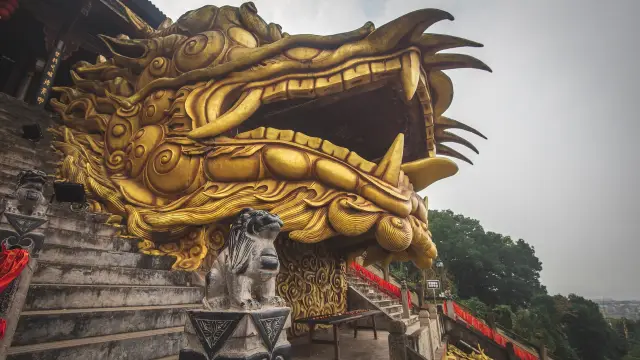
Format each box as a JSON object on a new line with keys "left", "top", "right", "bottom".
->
{"left": 15, "top": 72, "right": 34, "bottom": 101}
{"left": 445, "top": 300, "right": 455, "bottom": 319}
{"left": 0, "top": 170, "right": 50, "bottom": 360}
{"left": 538, "top": 344, "right": 548, "bottom": 360}
{"left": 383, "top": 262, "right": 390, "bottom": 282}
{"left": 400, "top": 281, "right": 410, "bottom": 319}
{"left": 0, "top": 258, "right": 37, "bottom": 359}
{"left": 388, "top": 320, "right": 408, "bottom": 360}
{"left": 33, "top": 0, "right": 92, "bottom": 107}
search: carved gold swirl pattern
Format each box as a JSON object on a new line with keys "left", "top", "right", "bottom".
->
{"left": 275, "top": 236, "right": 347, "bottom": 336}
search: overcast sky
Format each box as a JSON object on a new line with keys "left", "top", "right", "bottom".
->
{"left": 152, "top": 0, "right": 640, "bottom": 300}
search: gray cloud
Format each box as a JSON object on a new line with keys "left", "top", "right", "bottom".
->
{"left": 152, "top": 0, "right": 640, "bottom": 300}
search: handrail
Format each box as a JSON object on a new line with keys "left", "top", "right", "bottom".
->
{"left": 452, "top": 301, "right": 547, "bottom": 356}
{"left": 349, "top": 262, "right": 412, "bottom": 309}
{"left": 456, "top": 303, "right": 558, "bottom": 359}
{"left": 445, "top": 300, "right": 540, "bottom": 360}
{"left": 371, "top": 263, "right": 420, "bottom": 307}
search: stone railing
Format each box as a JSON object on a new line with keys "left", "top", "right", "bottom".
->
{"left": 0, "top": 170, "right": 50, "bottom": 358}
{"left": 368, "top": 264, "right": 420, "bottom": 309}
{"left": 444, "top": 300, "right": 550, "bottom": 360}
{"left": 389, "top": 305, "right": 443, "bottom": 360}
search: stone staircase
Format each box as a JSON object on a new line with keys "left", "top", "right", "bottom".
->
{"left": 346, "top": 270, "right": 419, "bottom": 331}
{"left": 0, "top": 94, "right": 203, "bottom": 359}
{"left": 4, "top": 204, "right": 203, "bottom": 360}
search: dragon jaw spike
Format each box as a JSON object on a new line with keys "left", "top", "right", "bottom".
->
{"left": 435, "top": 116, "right": 487, "bottom": 140}
{"left": 417, "top": 34, "right": 484, "bottom": 55}
{"left": 434, "top": 128, "right": 480, "bottom": 154}
{"left": 435, "top": 143, "right": 474, "bottom": 165}
{"left": 423, "top": 53, "right": 493, "bottom": 73}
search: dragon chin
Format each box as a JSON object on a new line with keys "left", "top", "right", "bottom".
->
{"left": 49, "top": 2, "right": 489, "bottom": 271}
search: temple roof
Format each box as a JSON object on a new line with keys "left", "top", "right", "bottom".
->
{"left": 119, "top": 0, "right": 166, "bottom": 28}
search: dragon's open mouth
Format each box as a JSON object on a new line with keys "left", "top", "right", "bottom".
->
{"left": 233, "top": 56, "right": 428, "bottom": 165}
{"left": 48, "top": 3, "right": 490, "bottom": 271}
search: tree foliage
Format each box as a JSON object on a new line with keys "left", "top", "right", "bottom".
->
{"left": 428, "top": 210, "right": 545, "bottom": 309}
{"left": 388, "top": 209, "right": 633, "bottom": 360}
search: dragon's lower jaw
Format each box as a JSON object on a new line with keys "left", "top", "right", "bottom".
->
{"left": 53, "top": 121, "right": 439, "bottom": 270}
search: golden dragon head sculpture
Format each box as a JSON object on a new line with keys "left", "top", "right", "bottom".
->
{"left": 50, "top": 2, "right": 490, "bottom": 271}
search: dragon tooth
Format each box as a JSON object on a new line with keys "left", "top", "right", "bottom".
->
{"left": 346, "top": 152, "right": 376, "bottom": 172}
{"left": 315, "top": 74, "right": 344, "bottom": 97}
{"left": 373, "top": 133, "right": 404, "bottom": 187}
{"left": 287, "top": 79, "right": 315, "bottom": 98}
{"left": 188, "top": 88, "right": 263, "bottom": 139}
{"left": 262, "top": 81, "right": 288, "bottom": 104}
{"left": 278, "top": 129, "right": 295, "bottom": 141}
{"left": 343, "top": 63, "right": 372, "bottom": 90}
{"left": 400, "top": 52, "right": 421, "bottom": 101}
{"left": 265, "top": 127, "right": 281, "bottom": 140}
{"left": 320, "top": 140, "right": 350, "bottom": 160}
{"left": 293, "top": 132, "right": 310, "bottom": 146}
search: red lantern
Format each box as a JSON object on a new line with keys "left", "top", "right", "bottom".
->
{"left": 0, "top": 0, "right": 19, "bottom": 21}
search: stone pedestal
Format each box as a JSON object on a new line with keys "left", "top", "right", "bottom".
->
{"left": 180, "top": 307, "right": 292, "bottom": 360}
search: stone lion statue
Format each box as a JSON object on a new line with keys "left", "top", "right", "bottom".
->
{"left": 203, "top": 208, "right": 286, "bottom": 310}
{"left": 5, "top": 170, "right": 48, "bottom": 217}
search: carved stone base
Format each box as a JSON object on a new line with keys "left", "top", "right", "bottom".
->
{"left": 180, "top": 307, "right": 292, "bottom": 360}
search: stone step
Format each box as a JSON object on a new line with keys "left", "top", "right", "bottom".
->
{"left": 373, "top": 299, "right": 396, "bottom": 307}
{"left": 45, "top": 212, "right": 120, "bottom": 238}
{"left": 43, "top": 227, "right": 138, "bottom": 253}
{"left": 40, "top": 244, "right": 174, "bottom": 270}
{"left": 7, "top": 326, "right": 184, "bottom": 360}
{"left": 403, "top": 315, "right": 420, "bottom": 328}
{"left": 33, "top": 262, "right": 192, "bottom": 287}
{"left": 24, "top": 284, "right": 203, "bottom": 311}
{"left": 0, "top": 135, "right": 39, "bottom": 157}
{"left": 0, "top": 152, "right": 44, "bottom": 170}
{"left": 390, "top": 311, "right": 402, "bottom": 320}
{"left": 13, "top": 304, "right": 200, "bottom": 346}
{"left": 381, "top": 304, "right": 403, "bottom": 314}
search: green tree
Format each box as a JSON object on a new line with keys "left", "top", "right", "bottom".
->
{"left": 460, "top": 297, "right": 490, "bottom": 319}
{"left": 493, "top": 304, "right": 515, "bottom": 330}
{"left": 423, "top": 209, "right": 630, "bottom": 359}
{"left": 428, "top": 210, "right": 545, "bottom": 308}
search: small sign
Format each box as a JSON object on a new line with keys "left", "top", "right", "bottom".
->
{"left": 426, "top": 280, "right": 440, "bottom": 289}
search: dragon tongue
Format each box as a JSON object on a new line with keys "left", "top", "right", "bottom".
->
{"left": 373, "top": 133, "right": 404, "bottom": 187}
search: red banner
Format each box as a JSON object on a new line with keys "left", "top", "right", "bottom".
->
{"left": 0, "top": 245, "right": 30, "bottom": 340}
{"left": 349, "top": 262, "right": 412, "bottom": 309}
{"left": 444, "top": 301, "right": 538, "bottom": 360}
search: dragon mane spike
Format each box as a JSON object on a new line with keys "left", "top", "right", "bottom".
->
{"left": 435, "top": 116, "right": 487, "bottom": 140}
{"left": 417, "top": 34, "right": 483, "bottom": 55}
{"left": 427, "top": 70, "right": 454, "bottom": 118}
{"left": 368, "top": 9, "right": 453, "bottom": 49}
{"left": 104, "top": 90, "right": 133, "bottom": 110}
{"left": 435, "top": 143, "right": 474, "bottom": 165}
{"left": 157, "top": 17, "right": 174, "bottom": 30}
{"left": 118, "top": 1, "right": 155, "bottom": 38}
{"left": 434, "top": 128, "right": 479, "bottom": 154}
{"left": 423, "top": 53, "right": 492, "bottom": 72}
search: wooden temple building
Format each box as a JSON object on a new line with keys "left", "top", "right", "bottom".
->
{"left": 0, "top": 0, "right": 166, "bottom": 107}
